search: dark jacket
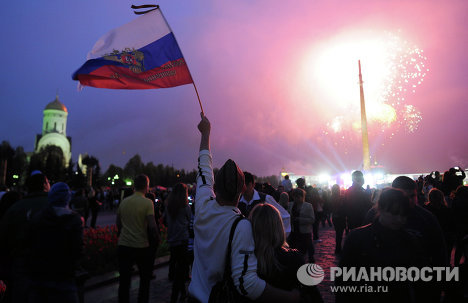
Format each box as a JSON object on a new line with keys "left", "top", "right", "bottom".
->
{"left": 265, "top": 247, "right": 304, "bottom": 290}
{"left": 0, "top": 192, "right": 49, "bottom": 258}
{"left": 164, "top": 205, "right": 191, "bottom": 247}
{"left": 29, "top": 206, "right": 83, "bottom": 282}
{"left": 364, "top": 205, "right": 447, "bottom": 267}
{"left": 265, "top": 247, "right": 323, "bottom": 302}
{"left": 337, "top": 220, "right": 423, "bottom": 303}
{"left": 424, "top": 203, "right": 455, "bottom": 241}
{"left": 344, "top": 185, "right": 372, "bottom": 230}
{"left": 452, "top": 196, "right": 468, "bottom": 239}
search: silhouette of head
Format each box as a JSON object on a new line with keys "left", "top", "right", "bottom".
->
{"left": 26, "top": 173, "right": 50, "bottom": 193}
{"left": 214, "top": 159, "right": 245, "bottom": 205}
{"left": 428, "top": 188, "right": 446, "bottom": 207}
{"left": 392, "top": 176, "right": 417, "bottom": 205}
{"left": 352, "top": 171, "right": 364, "bottom": 187}
{"left": 134, "top": 174, "right": 149, "bottom": 193}
{"left": 378, "top": 187, "right": 410, "bottom": 230}
{"left": 296, "top": 178, "right": 305, "bottom": 189}
{"left": 48, "top": 182, "right": 71, "bottom": 207}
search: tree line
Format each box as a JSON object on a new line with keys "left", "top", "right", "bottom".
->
{"left": 0, "top": 141, "right": 197, "bottom": 190}
{"left": 0, "top": 140, "right": 280, "bottom": 191}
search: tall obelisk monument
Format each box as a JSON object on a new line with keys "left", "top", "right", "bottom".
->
{"left": 358, "top": 60, "right": 371, "bottom": 171}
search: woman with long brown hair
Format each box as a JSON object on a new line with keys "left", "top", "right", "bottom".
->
{"left": 164, "top": 183, "right": 192, "bottom": 303}
{"left": 249, "top": 203, "right": 322, "bottom": 301}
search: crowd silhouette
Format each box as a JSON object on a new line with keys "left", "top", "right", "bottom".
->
{"left": 0, "top": 115, "right": 467, "bottom": 303}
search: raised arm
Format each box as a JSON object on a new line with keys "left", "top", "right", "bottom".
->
{"left": 198, "top": 113, "right": 210, "bottom": 152}
{"left": 195, "top": 113, "right": 215, "bottom": 214}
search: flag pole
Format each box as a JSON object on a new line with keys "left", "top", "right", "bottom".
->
{"left": 157, "top": 6, "right": 205, "bottom": 115}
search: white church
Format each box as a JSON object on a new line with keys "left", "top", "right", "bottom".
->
{"left": 34, "top": 95, "right": 72, "bottom": 167}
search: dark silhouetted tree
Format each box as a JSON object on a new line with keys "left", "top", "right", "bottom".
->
{"left": 29, "top": 145, "right": 66, "bottom": 184}
{"left": 81, "top": 155, "right": 99, "bottom": 187}
{"left": 124, "top": 154, "right": 144, "bottom": 179}
{"left": 0, "top": 141, "right": 14, "bottom": 186}
{"left": 10, "top": 146, "right": 27, "bottom": 187}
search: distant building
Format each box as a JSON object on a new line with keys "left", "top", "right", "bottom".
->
{"left": 34, "top": 95, "right": 72, "bottom": 167}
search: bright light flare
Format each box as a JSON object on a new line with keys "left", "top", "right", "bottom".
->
{"left": 306, "top": 33, "right": 392, "bottom": 117}
{"left": 367, "top": 103, "right": 397, "bottom": 125}
{"left": 299, "top": 28, "right": 428, "bottom": 150}
{"left": 328, "top": 117, "right": 343, "bottom": 133}
{"left": 318, "top": 173, "right": 330, "bottom": 183}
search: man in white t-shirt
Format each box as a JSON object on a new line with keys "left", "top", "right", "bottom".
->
{"left": 238, "top": 172, "right": 291, "bottom": 236}
{"left": 188, "top": 114, "right": 299, "bottom": 303}
{"left": 281, "top": 175, "right": 293, "bottom": 192}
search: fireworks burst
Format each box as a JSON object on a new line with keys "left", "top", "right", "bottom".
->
{"left": 310, "top": 30, "right": 429, "bottom": 150}
{"left": 380, "top": 31, "right": 427, "bottom": 133}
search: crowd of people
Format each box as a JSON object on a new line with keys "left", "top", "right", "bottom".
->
{"left": 0, "top": 113, "right": 467, "bottom": 303}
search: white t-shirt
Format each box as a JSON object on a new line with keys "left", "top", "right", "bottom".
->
{"left": 281, "top": 179, "right": 293, "bottom": 192}
{"left": 188, "top": 150, "right": 266, "bottom": 303}
{"left": 239, "top": 190, "right": 291, "bottom": 236}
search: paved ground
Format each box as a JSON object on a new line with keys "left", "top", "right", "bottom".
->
{"left": 314, "top": 224, "right": 340, "bottom": 303}
{"left": 84, "top": 266, "right": 172, "bottom": 303}
{"left": 85, "top": 214, "right": 341, "bottom": 303}
{"left": 89, "top": 208, "right": 118, "bottom": 227}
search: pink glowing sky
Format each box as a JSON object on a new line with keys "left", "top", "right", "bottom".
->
{"left": 1, "top": 0, "right": 467, "bottom": 176}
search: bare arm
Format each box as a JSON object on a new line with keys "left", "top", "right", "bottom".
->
{"left": 195, "top": 113, "right": 215, "bottom": 215}
{"left": 198, "top": 113, "right": 211, "bottom": 151}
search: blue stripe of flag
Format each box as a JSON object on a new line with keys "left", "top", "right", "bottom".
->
{"left": 73, "top": 33, "right": 184, "bottom": 79}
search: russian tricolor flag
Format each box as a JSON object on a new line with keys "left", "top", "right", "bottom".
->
{"left": 72, "top": 8, "right": 193, "bottom": 89}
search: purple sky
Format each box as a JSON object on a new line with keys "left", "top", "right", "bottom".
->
{"left": 1, "top": 0, "right": 467, "bottom": 176}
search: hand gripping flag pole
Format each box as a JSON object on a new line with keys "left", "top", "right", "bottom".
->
{"left": 73, "top": 4, "right": 205, "bottom": 115}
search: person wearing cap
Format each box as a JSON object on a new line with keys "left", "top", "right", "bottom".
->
{"left": 28, "top": 182, "right": 83, "bottom": 303}
{"left": 0, "top": 172, "right": 50, "bottom": 302}
{"left": 188, "top": 114, "right": 300, "bottom": 303}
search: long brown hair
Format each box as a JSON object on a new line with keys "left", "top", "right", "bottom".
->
{"left": 249, "top": 203, "right": 287, "bottom": 281}
{"left": 331, "top": 184, "right": 340, "bottom": 199}
{"left": 166, "top": 183, "right": 188, "bottom": 219}
{"left": 427, "top": 188, "right": 447, "bottom": 208}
